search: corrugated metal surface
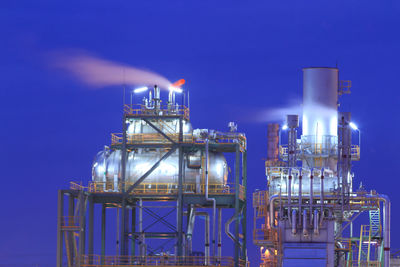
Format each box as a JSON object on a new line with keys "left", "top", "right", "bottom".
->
{"left": 283, "top": 243, "right": 327, "bottom": 267}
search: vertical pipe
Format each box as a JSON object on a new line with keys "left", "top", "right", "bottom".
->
{"left": 139, "top": 198, "right": 144, "bottom": 257}
{"left": 291, "top": 209, "right": 297, "bottom": 234}
{"left": 320, "top": 171, "right": 325, "bottom": 225}
{"left": 303, "top": 209, "right": 308, "bottom": 236}
{"left": 56, "top": 190, "right": 64, "bottom": 267}
{"left": 101, "top": 204, "right": 106, "bottom": 264}
{"left": 218, "top": 208, "right": 222, "bottom": 259}
{"left": 288, "top": 170, "right": 292, "bottom": 225}
{"left": 298, "top": 173, "right": 302, "bottom": 225}
{"left": 205, "top": 214, "right": 210, "bottom": 265}
{"left": 313, "top": 210, "right": 319, "bottom": 235}
{"left": 309, "top": 171, "right": 314, "bottom": 225}
{"left": 379, "top": 195, "right": 391, "bottom": 267}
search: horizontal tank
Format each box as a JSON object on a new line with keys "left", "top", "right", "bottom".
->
{"left": 92, "top": 149, "right": 228, "bottom": 189}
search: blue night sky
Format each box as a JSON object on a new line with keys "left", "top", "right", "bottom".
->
{"left": 1, "top": 1, "right": 400, "bottom": 266}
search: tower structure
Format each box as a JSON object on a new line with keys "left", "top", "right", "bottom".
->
{"left": 57, "top": 84, "right": 248, "bottom": 267}
{"left": 253, "top": 68, "right": 391, "bottom": 267}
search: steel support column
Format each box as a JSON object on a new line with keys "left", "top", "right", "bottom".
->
{"left": 241, "top": 150, "right": 247, "bottom": 260}
{"left": 120, "top": 115, "right": 128, "bottom": 255}
{"left": 56, "top": 190, "right": 63, "bottom": 267}
{"left": 88, "top": 195, "right": 94, "bottom": 262}
{"left": 131, "top": 204, "right": 136, "bottom": 256}
{"left": 101, "top": 204, "right": 106, "bottom": 264}
{"left": 234, "top": 145, "right": 241, "bottom": 267}
{"left": 78, "top": 192, "right": 86, "bottom": 267}
{"left": 177, "top": 117, "right": 184, "bottom": 256}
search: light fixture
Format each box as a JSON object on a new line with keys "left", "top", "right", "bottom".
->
{"left": 282, "top": 124, "right": 288, "bottom": 130}
{"left": 134, "top": 86, "right": 148, "bottom": 93}
{"left": 169, "top": 86, "right": 183, "bottom": 93}
{"left": 349, "top": 122, "right": 358, "bottom": 130}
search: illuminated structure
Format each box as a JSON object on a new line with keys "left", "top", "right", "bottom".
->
{"left": 253, "top": 68, "right": 391, "bottom": 267}
{"left": 56, "top": 84, "right": 248, "bottom": 267}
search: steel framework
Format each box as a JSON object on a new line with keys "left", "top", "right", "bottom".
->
{"left": 56, "top": 103, "right": 248, "bottom": 267}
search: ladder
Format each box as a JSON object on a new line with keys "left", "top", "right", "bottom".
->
{"left": 369, "top": 209, "right": 381, "bottom": 238}
{"left": 358, "top": 225, "right": 372, "bottom": 265}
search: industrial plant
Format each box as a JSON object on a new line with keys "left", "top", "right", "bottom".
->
{"left": 56, "top": 68, "right": 391, "bottom": 267}
{"left": 253, "top": 68, "right": 391, "bottom": 266}
{"left": 56, "top": 82, "right": 248, "bottom": 267}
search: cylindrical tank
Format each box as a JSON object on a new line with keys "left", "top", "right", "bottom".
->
{"left": 302, "top": 67, "right": 338, "bottom": 137}
{"left": 267, "top": 123, "right": 280, "bottom": 161}
{"left": 302, "top": 67, "right": 339, "bottom": 172}
{"left": 92, "top": 149, "right": 228, "bottom": 187}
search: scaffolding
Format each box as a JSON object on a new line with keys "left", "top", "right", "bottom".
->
{"left": 57, "top": 103, "right": 248, "bottom": 267}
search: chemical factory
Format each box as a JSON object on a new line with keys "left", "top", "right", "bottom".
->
{"left": 56, "top": 68, "right": 391, "bottom": 267}
{"left": 56, "top": 81, "right": 248, "bottom": 267}
{"left": 253, "top": 68, "right": 391, "bottom": 266}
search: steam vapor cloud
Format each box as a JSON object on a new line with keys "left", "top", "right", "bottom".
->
{"left": 48, "top": 50, "right": 172, "bottom": 89}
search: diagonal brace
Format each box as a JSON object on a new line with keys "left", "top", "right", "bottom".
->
{"left": 143, "top": 118, "right": 176, "bottom": 144}
{"left": 125, "top": 145, "right": 178, "bottom": 194}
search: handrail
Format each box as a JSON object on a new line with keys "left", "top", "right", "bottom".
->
{"left": 123, "top": 104, "right": 190, "bottom": 120}
{"left": 81, "top": 254, "right": 239, "bottom": 266}
{"left": 110, "top": 132, "right": 246, "bottom": 151}
{"left": 80, "top": 181, "right": 244, "bottom": 198}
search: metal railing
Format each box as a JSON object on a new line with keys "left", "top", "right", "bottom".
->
{"left": 110, "top": 132, "right": 246, "bottom": 151}
{"left": 60, "top": 216, "right": 80, "bottom": 230}
{"left": 124, "top": 104, "right": 190, "bottom": 120}
{"left": 70, "top": 181, "right": 86, "bottom": 191}
{"left": 84, "top": 181, "right": 245, "bottom": 199}
{"left": 351, "top": 145, "right": 360, "bottom": 161}
{"left": 81, "top": 255, "right": 238, "bottom": 266}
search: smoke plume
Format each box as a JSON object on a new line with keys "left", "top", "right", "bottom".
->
{"left": 47, "top": 49, "right": 172, "bottom": 89}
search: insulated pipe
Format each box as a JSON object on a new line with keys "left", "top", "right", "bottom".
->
{"left": 225, "top": 206, "right": 244, "bottom": 246}
{"left": 288, "top": 170, "right": 292, "bottom": 226}
{"left": 291, "top": 209, "right": 297, "bottom": 235}
{"left": 320, "top": 169, "right": 325, "bottom": 226}
{"left": 314, "top": 210, "right": 319, "bottom": 235}
{"left": 269, "top": 195, "right": 280, "bottom": 229}
{"left": 218, "top": 208, "right": 222, "bottom": 259}
{"left": 205, "top": 139, "right": 217, "bottom": 257}
{"left": 205, "top": 213, "right": 210, "bottom": 264}
{"left": 309, "top": 170, "right": 314, "bottom": 225}
{"left": 377, "top": 194, "right": 391, "bottom": 267}
{"left": 303, "top": 209, "right": 308, "bottom": 236}
{"left": 298, "top": 172, "right": 302, "bottom": 225}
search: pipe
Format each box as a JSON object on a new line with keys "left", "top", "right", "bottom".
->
{"left": 291, "top": 209, "right": 297, "bottom": 234}
{"left": 320, "top": 169, "right": 325, "bottom": 226}
{"left": 303, "top": 209, "right": 308, "bottom": 236}
{"left": 288, "top": 169, "right": 292, "bottom": 226}
{"left": 309, "top": 169, "right": 314, "bottom": 225}
{"left": 225, "top": 205, "right": 244, "bottom": 246}
{"left": 298, "top": 172, "right": 302, "bottom": 225}
{"left": 377, "top": 194, "right": 391, "bottom": 267}
{"left": 218, "top": 208, "right": 222, "bottom": 259}
{"left": 205, "top": 139, "right": 217, "bottom": 257}
{"left": 186, "top": 207, "right": 196, "bottom": 256}
{"left": 205, "top": 213, "right": 210, "bottom": 265}
{"left": 269, "top": 195, "right": 280, "bottom": 229}
{"left": 313, "top": 210, "right": 319, "bottom": 235}
{"left": 138, "top": 198, "right": 145, "bottom": 257}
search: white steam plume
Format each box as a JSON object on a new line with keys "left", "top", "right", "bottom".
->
{"left": 47, "top": 49, "right": 172, "bottom": 89}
